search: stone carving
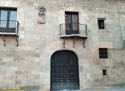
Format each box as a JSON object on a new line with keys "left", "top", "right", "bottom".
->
{"left": 38, "top": 7, "right": 46, "bottom": 16}
{"left": 37, "top": 6, "right": 46, "bottom": 24}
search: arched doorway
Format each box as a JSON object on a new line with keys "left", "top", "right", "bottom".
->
{"left": 51, "top": 50, "right": 80, "bottom": 91}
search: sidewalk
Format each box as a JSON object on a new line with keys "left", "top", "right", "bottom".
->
{"left": 61, "top": 88, "right": 125, "bottom": 91}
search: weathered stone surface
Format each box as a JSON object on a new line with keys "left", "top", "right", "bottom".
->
{"left": 0, "top": 0, "right": 125, "bottom": 91}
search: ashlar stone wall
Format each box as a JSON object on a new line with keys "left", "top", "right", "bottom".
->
{"left": 0, "top": 0, "right": 125, "bottom": 91}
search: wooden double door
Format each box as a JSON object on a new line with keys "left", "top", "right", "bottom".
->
{"left": 65, "top": 12, "right": 79, "bottom": 35}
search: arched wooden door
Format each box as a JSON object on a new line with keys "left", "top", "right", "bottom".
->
{"left": 51, "top": 50, "right": 79, "bottom": 91}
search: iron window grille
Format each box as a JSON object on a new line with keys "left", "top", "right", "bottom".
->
{"left": 98, "top": 18, "right": 105, "bottom": 29}
{"left": 99, "top": 48, "right": 108, "bottom": 58}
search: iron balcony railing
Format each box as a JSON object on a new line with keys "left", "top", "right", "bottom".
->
{"left": 60, "top": 23, "right": 87, "bottom": 37}
{"left": 0, "top": 20, "right": 19, "bottom": 35}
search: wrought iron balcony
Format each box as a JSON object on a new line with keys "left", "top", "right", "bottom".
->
{"left": 0, "top": 20, "right": 19, "bottom": 46}
{"left": 0, "top": 20, "right": 19, "bottom": 35}
{"left": 59, "top": 23, "right": 87, "bottom": 39}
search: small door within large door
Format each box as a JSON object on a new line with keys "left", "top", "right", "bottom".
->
{"left": 65, "top": 12, "right": 79, "bottom": 35}
{"left": 51, "top": 50, "right": 80, "bottom": 91}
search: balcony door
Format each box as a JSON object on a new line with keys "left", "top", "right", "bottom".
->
{"left": 0, "top": 8, "right": 17, "bottom": 33}
{"left": 65, "top": 11, "right": 79, "bottom": 35}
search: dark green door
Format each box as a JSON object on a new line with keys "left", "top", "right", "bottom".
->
{"left": 51, "top": 50, "right": 79, "bottom": 91}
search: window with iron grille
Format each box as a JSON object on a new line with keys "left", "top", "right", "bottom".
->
{"left": 99, "top": 48, "right": 108, "bottom": 58}
{"left": 98, "top": 18, "right": 105, "bottom": 29}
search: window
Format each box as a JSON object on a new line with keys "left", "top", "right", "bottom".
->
{"left": 102, "top": 69, "right": 107, "bottom": 76}
{"left": 99, "top": 48, "right": 108, "bottom": 58}
{"left": 0, "top": 7, "right": 17, "bottom": 33}
{"left": 98, "top": 18, "right": 105, "bottom": 29}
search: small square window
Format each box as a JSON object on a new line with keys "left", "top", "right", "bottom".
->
{"left": 102, "top": 69, "right": 107, "bottom": 76}
{"left": 99, "top": 48, "right": 108, "bottom": 58}
{"left": 98, "top": 18, "right": 105, "bottom": 29}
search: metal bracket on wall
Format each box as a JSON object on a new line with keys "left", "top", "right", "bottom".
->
{"left": 2, "top": 35, "right": 19, "bottom": 47}
{"left": 63, "top": 39, "right": 65, "bottom": 48}
{"left": 16, "top": 35, "right": 19, "bottom": 47}
{"left": 61, "top": 36, "right": 87, "bottom": 48}
{"left": 83, "top": 39, "right": 86, "bottom": 48}
{"left": 73, "top": 37, "right": 76, "bottom": 48}
{"left": 2, "top": 35, "right": 6, "bottom": 46}
{"left": 73, "top": 37, "right": 86, "bottom": 48}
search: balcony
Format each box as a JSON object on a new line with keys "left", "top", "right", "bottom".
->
{"left": 0, "top": 20, "right": 19, "bottom": 35}
{"left": 0, "top": 20, "right": 19, "bottom": 46}
{"left": 59, "top": 23, "right": 88, "bottom": 48}
{"left": 59, "top": 23, "right": 88, "bottom": 39}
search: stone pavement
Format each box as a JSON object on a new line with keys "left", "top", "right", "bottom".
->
{"left": 61, "top": 88, "right": 125, "bottom": 91}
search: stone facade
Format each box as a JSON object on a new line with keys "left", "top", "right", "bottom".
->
{"left": 0, "top": 0, "right": 125, "bottom": 91}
